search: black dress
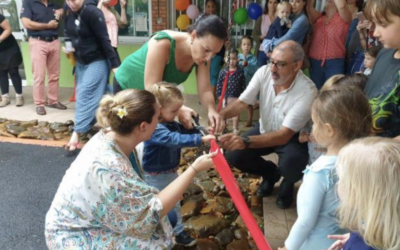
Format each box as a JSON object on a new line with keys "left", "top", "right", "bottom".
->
{"left": 0, "top": 14, "right": 22, "bottom": 70}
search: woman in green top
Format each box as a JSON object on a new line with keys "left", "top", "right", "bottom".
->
{"left": 114, "top": 14, "right": 227, "bottom": 132}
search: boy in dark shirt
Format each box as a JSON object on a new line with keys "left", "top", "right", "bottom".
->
{"left": 364, "top": 0, "right": 400, "bottom": 138}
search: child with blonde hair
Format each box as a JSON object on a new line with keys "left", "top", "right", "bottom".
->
{"left": 142, "top": 82, "right": 215, "bottom": 247}
{"left": 279, "top": 85, "right": 372, "bottom": 250}
{"left": 328, "top": 137, "right": 400, "bottom": 250}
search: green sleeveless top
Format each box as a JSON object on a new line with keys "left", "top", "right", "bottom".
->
{"left": 115, "top": 31, "right": 195, "bottom": 90}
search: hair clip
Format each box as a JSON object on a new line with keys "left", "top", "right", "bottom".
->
{"left": 117, "top": 106, "right": 128, "bottom": 119}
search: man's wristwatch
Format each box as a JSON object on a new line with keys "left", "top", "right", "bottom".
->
{"left": 241, "top": 135, "right": 251, "bottom": 149}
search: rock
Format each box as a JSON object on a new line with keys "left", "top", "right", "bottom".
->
{"left": 19, "top": 120, "right": 38, "bottom": 128}
{"left": 237, "top": 177, "right": 250, "bottom": 193}
{"left": 6, "top": 125, "right": 26, "bottom": 136}
{"left": 0, "top": 130, "right": 16, "bottom": 137}
{"left": 213, "top": 196, "right": 234, "bottom": 215}
{"left": 181, "top": 199, "right": 204, "bottom": 220}
{"left": 198, "top": 180, "right": 215, "bottom": 193}
{"left": 212, "top": 178, "right": 225, "bottom": 190}
{"left": 187, "top": 239, "right": 220, "bottom": 250}
{"left": 50, "top": 122, "right": 68, "bottom": 133}
{"left": 208, "top": 170, "right": 219, "bottom": 178}
{"left": 249, "top": 195, "right": 262, "bottom": 207}
{"left": 0, "top": 118, "right": 7, "bottom": 123}
{"left": 250, "top": 207, "right": 263, "bottom": 217}
{"left": 184, "top": 215, "right": 230, "bottom": 238}
{"left": 38, "top": 121, "right": 49, "bottom": 127}
{"left": 215, "top": 228, "right": 234, "bottom": 246}
{"left": 184, "top": 150, "right": 196, "bottom": 162}
{"left": 183, "top": 183, "right": 203, "bottom": 199}
{"left": 226, "top": 239, "right": 250, "bottom": 250}
{"left": 65, "top": 120, "right": 74, "bottom": 126}
{"left": 212, "top": 185, "right": 221, "bottom": 194}
{"left": 17, "top": 131, "right": 39, "bottom": 139}
{"left": 217, "top": 191, "right": 230, "bottom": 198}
{"left": 248, "top": 239, "right": 257, "bottom": 249}
{"left": 194, "top": 170, "right": 210, "bottom": 182}
{"left": 37, "top": 132, "right": 55, "bottom": 141}
{"left": 234, "top": 229, "right": 248, "bottom": 240}
{"left": 203, "top": 191, "right": 214, "bottom": 200}
{"left": 68, "top": 125, "right": 74, "bottom": 132}
{"left": 53, "top": 133, "right": 65, "bottom": 140}
{"left": 235, "top": 212, "right": 263, "bottom": 230}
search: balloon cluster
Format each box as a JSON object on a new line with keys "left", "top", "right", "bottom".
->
{"left": 175, "top": 0, "right": 200, "bottom": 30}
{"left": 233, "top": 2, "right": 262, "bottom": 25}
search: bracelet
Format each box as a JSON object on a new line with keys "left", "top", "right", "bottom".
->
{"left": 190, "top": 165, "right": 198, "bottom": 174}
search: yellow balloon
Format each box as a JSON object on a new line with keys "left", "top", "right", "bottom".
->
{"left": 176, "top": 14, "right": 190, "bottom": 30}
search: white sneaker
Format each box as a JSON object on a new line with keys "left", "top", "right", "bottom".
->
{"left": 0, "top": 96, "right": 10, "bottom": 107}
{"left": 16, "top": 95, "right": 24, "bottom": 107}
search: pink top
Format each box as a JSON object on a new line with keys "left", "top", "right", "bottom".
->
{"left": 101, "top": 6, "right": 118, "bottom": 48}
{"left": 260, "top": 14, "right": 272, "bottom": 51}
{"left": 309, "top": 13, "right": 349, "bottom": 63}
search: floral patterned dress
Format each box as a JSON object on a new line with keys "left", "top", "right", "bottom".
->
{"left": 45, "top": 130, "right": 173, "bottom": 250}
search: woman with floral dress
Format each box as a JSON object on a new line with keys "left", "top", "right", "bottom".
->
{"left": 45, "top": 89, "right": 216, "bottom": 249}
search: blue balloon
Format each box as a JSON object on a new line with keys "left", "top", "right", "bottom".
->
{"left": 247, "top": 3, "right": 262, "bottom": 20}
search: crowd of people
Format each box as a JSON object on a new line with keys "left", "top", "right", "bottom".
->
{"left": 1, "top": 0, "right": 399, "bottom": 249}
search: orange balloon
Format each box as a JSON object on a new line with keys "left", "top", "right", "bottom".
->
{"left": 175, "top": 0, "right": 190, "bottom": 11}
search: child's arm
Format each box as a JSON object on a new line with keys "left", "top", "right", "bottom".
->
{"left": 246, "top": 55, "right": 258, "bottom": 76}
{"left": 149, "top": 124, "right": 203, "bottom": 148}
{"left": 284, "top": 171, "right": 329, "bottom": 249}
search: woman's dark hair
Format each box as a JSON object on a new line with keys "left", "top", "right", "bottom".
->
{"left": 263, "top": 0, "right": 282, "bottom": 14}
{"left": 96, "top": 89, "right": 156, "bottom": 135}
{"left": 365, "top": 45, "right": 383, "bottom": 58}
{"left": 187, "top": 14, "right": 227, "bottom": 40}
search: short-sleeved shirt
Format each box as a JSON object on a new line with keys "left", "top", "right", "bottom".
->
{"left": 309, "top": 13, "right": 349, "bottom": 62}
{"left": 239, "top": 66, "right": 318, "bottom": 134}
{"left": 365, "top": 49, "right": 400, "bottom": 137}
{"left": 20, "top": 0, "right": 59, "bottom": 37}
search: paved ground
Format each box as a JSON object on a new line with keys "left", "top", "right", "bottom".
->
{"left": 0, "top": 142, "right": 76, "bottom": 250}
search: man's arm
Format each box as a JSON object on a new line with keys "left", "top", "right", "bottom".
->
{"left": 219, "top": 126, "right": 296, "bottom": 151}
{"left": 21, "top": 17, "right": 57, "bottom": 30}
{"left": 220, "top": 99, "right": 249, "bottom": 120}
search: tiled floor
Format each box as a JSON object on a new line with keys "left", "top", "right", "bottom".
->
{"left": 1, "top": 86, "right": 299, "bottom": 246}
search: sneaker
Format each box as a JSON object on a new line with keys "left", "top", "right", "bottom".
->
{"left": 0, "top": 96, "right": 10, "bottom": 107}
{"left": 233, "top": 128, "right": 240, "bottom": 135}
{"left": 16, "top": 95, "right": 24, "bottom": 107}
{"left": 175, "top": 231, "right": 196, "bottom": 247}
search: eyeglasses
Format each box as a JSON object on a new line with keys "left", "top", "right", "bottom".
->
{"left": 268, "top": 60, "right": 298, "bottom": 70}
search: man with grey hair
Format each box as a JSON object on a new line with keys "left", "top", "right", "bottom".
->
{"left": 219, "top": 40, "right": 318, "bottom": 209}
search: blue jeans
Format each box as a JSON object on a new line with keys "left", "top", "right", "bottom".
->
{"left": 257, "top": 51, "right": 269, "bottom": 68}
{"left": 143, "top": 171, "right": 184, "bottom": 235}
{"left": 310, "top": 58, "right": 345, "bottom": 90}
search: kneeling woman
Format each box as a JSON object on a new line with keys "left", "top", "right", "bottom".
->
{"left": 45, "top": 89, "right": 216, "bottom": 249}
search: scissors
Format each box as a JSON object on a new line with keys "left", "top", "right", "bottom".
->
{"left": 192, "top": 114, "right": 222, "bottom": 142}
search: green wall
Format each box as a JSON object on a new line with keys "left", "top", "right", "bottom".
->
{"left": 20, "top": 42, "right": 198, "bottom": 94}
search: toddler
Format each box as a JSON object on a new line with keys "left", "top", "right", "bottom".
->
{"left": 238, "top": 35, "right": 258, "bottom": 127}
{"left": 280, "top": 85, "right": 372, "bottom": 250}
{"left": 362, "top": 45, "right": 382, "bottom": 76}
{"left": 142, "top": 82, "right": 215, "bottom": 247}
{"left": 328, "top": 137, "right": 400, "bottom": 250}
{"left": 216, "top": 49, "right": 246, "bottom": 135}
{"left": 262, "top": 1, "right": 292, "bottom": 53}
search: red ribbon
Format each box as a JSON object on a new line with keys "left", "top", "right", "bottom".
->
{"left": 210, "top": 141, "right": 272, "bottom": 250}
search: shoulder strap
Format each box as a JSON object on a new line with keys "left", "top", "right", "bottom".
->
{"left": 152, "top": 31, "right": 176, "bottom": 64}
